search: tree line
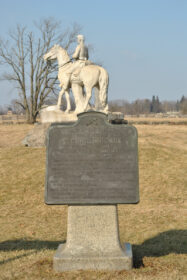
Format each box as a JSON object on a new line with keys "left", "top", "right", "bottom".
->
{"left": 1, "top": 95, "right": 187, "bottom": 116}
{"left": 109, "top": 95, "right": 187, "bottom": 115}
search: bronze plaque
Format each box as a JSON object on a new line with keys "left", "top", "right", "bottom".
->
{"left": 45, "top": 112, "right": 139, "bottom": 205}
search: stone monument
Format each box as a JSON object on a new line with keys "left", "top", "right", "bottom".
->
{"left": 45, "top": 112, "right": 139, "bottom": 271}
{"left": 40, "top": 35, "right": 139, "bottom": 271}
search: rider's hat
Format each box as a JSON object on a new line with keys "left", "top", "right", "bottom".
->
{"left": 77, "top": 34, "right": 85, "bottom": 41}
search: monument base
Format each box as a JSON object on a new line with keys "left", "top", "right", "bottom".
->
{"left": 40, "top": 106, "right": 126, "bottom": 124}
{"left": 54, "top": 243, "right": 132, "bottom": 271}
{"left": 53, "top": 205, "right": 133, "bottom": 272}
{"left": 40, "top": 105, "right": 78, "bottom": 123}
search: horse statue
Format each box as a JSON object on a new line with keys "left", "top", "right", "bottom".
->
{"left": 43, "top": 45, "right": 109, "bottom": 114}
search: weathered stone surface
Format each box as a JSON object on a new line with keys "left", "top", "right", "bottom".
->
{"left": 53, "top": 205, "right": 133, "bottom": 271}
{"left": 22, "top": 123, "right": 50, "bottom": 147}
{"left": 108, "top": 111, "right": 124, "bottom": 121}
{"left": 45, "top": 111, "right": 139, "bottom": 205}
{"left": 108, "top": 111, "right": 128, "bottom": 124}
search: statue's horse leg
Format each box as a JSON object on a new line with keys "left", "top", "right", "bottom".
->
{"left": 83, "top": 85, "right": 93, "bottom": 111}
{"left": 57, "top": 88, "right": 65, "bottom": 109}
{"left": 94, "top": 86, "right": 102, "bottom": 110}
{"left": 65, "top": 90, "right": 71, "bottom": 113}
{"left": 97, "top": 67, "right": 109, "bottom": 113}
{"left": 71, "top": 83, "right": 85, "bottom": 113}
{"left": 57, "top": 87, "right": 71, "bottom": 112}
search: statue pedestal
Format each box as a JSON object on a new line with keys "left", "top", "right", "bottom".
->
{"left": 40, "top": 106, "right": 126, "bottom": 124}
{"left": 40, "top": 106, "right": 78, "bottom": 123}
{"left": 54, "top": 205, "right": 133, "bottom": 272}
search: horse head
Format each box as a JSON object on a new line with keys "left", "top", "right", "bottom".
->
{"left": 43, "top": 45, "right": 59, "bottom": 61}
{"left": 43, "top": 44, "right": 70, "bottom": 63}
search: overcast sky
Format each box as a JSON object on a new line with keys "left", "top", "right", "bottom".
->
{"left": 0, "top": 0, "right": 186, "bottom": 105}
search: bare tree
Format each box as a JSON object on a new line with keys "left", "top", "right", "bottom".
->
{"left": 0, "top": 18, "right": 81, "bottom": 123}
{"left": 0, "top": 105, "right": 6, "bottom": 115}
{"left": 180, "top": 95, "right": 187, "bottom": 114}
{"left": 10, "top": 99, "right": 25, "bottom": 114}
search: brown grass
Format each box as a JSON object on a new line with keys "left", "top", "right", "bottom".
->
{"left": 0, "top": 124, "right": 186, "bottom": 279}
{"left": 126, "top": 117, "right": 187, "bottom": 125}
{"left": 0, "top": 124, "right": 33, "bottom": 148}
{"left": 126, "top": 117, "right": 187, "bottom": 122}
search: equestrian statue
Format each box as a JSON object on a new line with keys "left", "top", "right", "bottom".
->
{"left": 43, "top": 35, "right": 109, "bottom": 114}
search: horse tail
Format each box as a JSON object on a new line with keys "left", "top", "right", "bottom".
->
{"left": 98, "top": 67, "right": 109, "bottom": 111}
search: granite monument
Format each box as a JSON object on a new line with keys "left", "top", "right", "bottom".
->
{"left": 44, "top": 36, "right": 139, "bottom": 271}
{"left": 45, "top": 112, "right": 139, "bottom": 271}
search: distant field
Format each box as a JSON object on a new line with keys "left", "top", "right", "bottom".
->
{"left": 0, "top": 123, "right": 186, "bottom": 279}
{"left": 126, "top": 117, "right": 187, "bottom": 125}
{"left": 0, "top": 116, "right": 187, "bottom": 125}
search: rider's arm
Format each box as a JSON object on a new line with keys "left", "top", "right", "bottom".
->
{"left": 72, "top": 45, "right": 80, "bottom": 59}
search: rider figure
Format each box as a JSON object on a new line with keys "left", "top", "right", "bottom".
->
{"left": 71, "top": 34, "right": 90, "bottom": 76}
{"left": 63, "top": 35, "right": 91, "bottom": 89}
{"left": 72, "top": 34, "right": 89, "bottom": 61}
{"left": 62, "top": 35, "right": 90, "bottom": 90}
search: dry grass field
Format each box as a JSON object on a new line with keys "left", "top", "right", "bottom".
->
{"left": 0, "top": 123, "right": 186, "bottom": 280}
{"left": 126, "top": 117, "right": 187, "bottom": 125}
